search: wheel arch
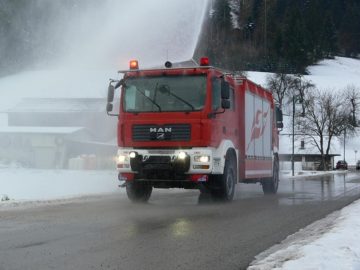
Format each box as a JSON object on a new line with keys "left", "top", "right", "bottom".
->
{"left": 212, "top": 140, "right": 239, "bottom": 176}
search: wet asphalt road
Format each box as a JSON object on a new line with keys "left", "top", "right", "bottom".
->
{"left": 1, "top": 172, "right": 360, "bottom": 270}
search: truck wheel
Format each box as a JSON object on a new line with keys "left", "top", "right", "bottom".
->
{"left": 211, "top": 155, "right": 236, "bottom": 201}
{"left": 126, "top": 181, "right": 152, "bottom": 203}
{"left": 262, "top": 158, "right": 279, "bottom": 194}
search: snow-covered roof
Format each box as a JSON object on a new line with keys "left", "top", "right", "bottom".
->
{"left": 0, "top": 114, "right": 8, "bottom": 126}
{"left": 7, "top": 98, "right": 106, "bottom": 113}
{"left": 0, "top": 126, "right": 85, "bottom": 135}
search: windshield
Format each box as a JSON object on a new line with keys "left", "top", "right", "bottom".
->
{"left": 123, "top": 75, "right": 206, "bottom": 112}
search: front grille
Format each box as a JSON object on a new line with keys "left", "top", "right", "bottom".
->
{"left": 132, "top": 124, "right": 191, "bottom": 141}
{"left": 132, "top": 155, "right": 173, "bottom": 171}
{"left": 130, "top": 154, "right": 190, "bottom": 177}
{"left": 145, "top": 156, "right": 171, "bottom": 164}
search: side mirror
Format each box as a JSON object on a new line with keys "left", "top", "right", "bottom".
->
{"left": 221, "top": 99, "right": 230, "bottom": 109}
{"left": 275, "top": 106, "right": 283, "bottom": 129}
{"left": 221, "top": 79, "right": 230, "bottom": 99}
{"left": 106, "top": 103, "right": 113, "bottom": 113}
{"left": 107, "top": 84, "right": 115, "bottom": 103}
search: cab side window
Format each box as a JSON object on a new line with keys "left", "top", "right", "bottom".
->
{"left": 229, "top": 88, "right": 235, "bottom": 111}
{"left": 212, "top": 78, "right": 221, "bottom": 110}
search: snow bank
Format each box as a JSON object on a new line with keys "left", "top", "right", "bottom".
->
{"left": 246, "top": 57, "right": 360, "bottom": 270}
{"left": 0, "top": 169, "right": 120, "bottom": 202}
{"left": 249, "top": 199, "right": 360, "bottom": 270}
{"left": 281, "top": 169, "right": 347, "bottom": 179}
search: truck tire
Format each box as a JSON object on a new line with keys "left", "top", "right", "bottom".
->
{"left": 126, "top": 181, "right": 152, "bottom": 203}
{"left": 262, "top": 157, "right": 279, "bottom": 194}
{"left": 211, "top": 155, "right": 236, "bottom": 201}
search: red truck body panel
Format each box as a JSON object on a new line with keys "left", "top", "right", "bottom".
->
{"left": 116, "top": 65, "right": 278, "bottom": 182}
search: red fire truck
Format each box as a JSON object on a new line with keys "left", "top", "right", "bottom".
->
{"left": 107, "top": 58, "right": 283, "bottom": 202}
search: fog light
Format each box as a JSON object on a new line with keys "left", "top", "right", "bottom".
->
{"left": 194, "top": 155, "right": 210, "bottom": 163}
{"left": 178, "top": 151, "right": 187, "bottom": 160}
{"left": 117, "top": 164, "right": 130, "bottom": 169}
{"left": 193, "top": 165, "right": 210, "bottom": 169}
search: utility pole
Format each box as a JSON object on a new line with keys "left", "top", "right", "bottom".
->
{"left": 292, "top": 95, "right": 295, "bottom": 176}
{"left": 292, "top": 90, "right": 304, "bottom": 176}
{"left": 264, "top": 0, "right": 267, "bottom": 58}
{"left": 344, "top": 129, "right": 346, "bottom": 162}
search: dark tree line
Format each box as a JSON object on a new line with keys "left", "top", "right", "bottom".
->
{"left": 197, "top": 0, "right": 360, "bottom": 73}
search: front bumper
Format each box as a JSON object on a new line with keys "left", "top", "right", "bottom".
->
{"left": 116, "top": 148, "right": 213, "bottom": 177}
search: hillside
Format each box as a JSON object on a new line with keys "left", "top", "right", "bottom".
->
{"left": 196, "top": 0, "right": 360, "bottom": 73}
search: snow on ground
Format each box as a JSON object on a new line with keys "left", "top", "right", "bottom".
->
{"left": 281, "top": 169, "right": 346, "bottom": 179}
{"left": 248, "top": 57, "right": 360, "bottom": 269}
{"left": 248, "top": 198, "right": 360, "bottom": 270}
{"left": 0, "top": 169, "right": 120, "bottom": 205}
{"left": 248, "top": 56, "right": 360, "bottom": 90}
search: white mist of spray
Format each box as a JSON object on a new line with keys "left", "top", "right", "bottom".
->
{"left": 54, "top": 0, "right": 209, "bottom": 70}
{"left": 0, "top": 0, "right": 209, "bottom": 101}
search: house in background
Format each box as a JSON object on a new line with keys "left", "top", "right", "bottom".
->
{"left": 279, "top": 134, "right": 340, "bottom": 171}
{"left": 0, "top": 113, "right": 7, "bottom": 126}
{"left": 7, "top": 98, "right": 116, "bottom": 141}
{"left": 0, "top": 126, "right": 91, "bottom": 169}
{"left": 0, "top": 98, "right": 117, "bottom": 169}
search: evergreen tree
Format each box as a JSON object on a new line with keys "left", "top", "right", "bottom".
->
{"left": 282, "top": 6, "right": 308, "bottom": 72}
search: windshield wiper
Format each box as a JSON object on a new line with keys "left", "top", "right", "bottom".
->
{"left": 128, "top": 85, "right": 162, "bottom": 112}
{"left": 159, "top": 85, "right": 195, "bottom": 110}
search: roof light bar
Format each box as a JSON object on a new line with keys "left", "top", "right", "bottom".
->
{"left": 199, "top": 57, "right": 210, "bottom": 66}
{"left": 129, "top": 60, "right": 139, "bottom": 70}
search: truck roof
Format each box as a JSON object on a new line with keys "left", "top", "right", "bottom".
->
{"left": 117, "top": 59, "right": 270, "bottom": 94}
{"left": 118, "top": 59, "right": 236, "bottom": 75}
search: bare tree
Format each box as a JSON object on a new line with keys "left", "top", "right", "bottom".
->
{"left": 266, "top": 73, "right": 295, "bottom": 109}
{"left": 296, "top": 89, "right": 354, "bottom": 170}
{"left": 343, "top": 84, "right": 360, "bottom": 126}
{"left": 291, "top": 74, "right": 315, "bottom": 115}
{"left": 266, "top": 73, "right": 314, "bottom": 113}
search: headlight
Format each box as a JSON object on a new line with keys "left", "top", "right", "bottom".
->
{"left": 178, "top": 151, "right": 187, "bottom": 160}
{"left": 194, "top": 155, "right": 210, "bottom": 163}
{"left": 117, "top": 155, "right": 127, "bottom": 163}
{"left": 129, "top": 151, "right": 137, "bottom": 158}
